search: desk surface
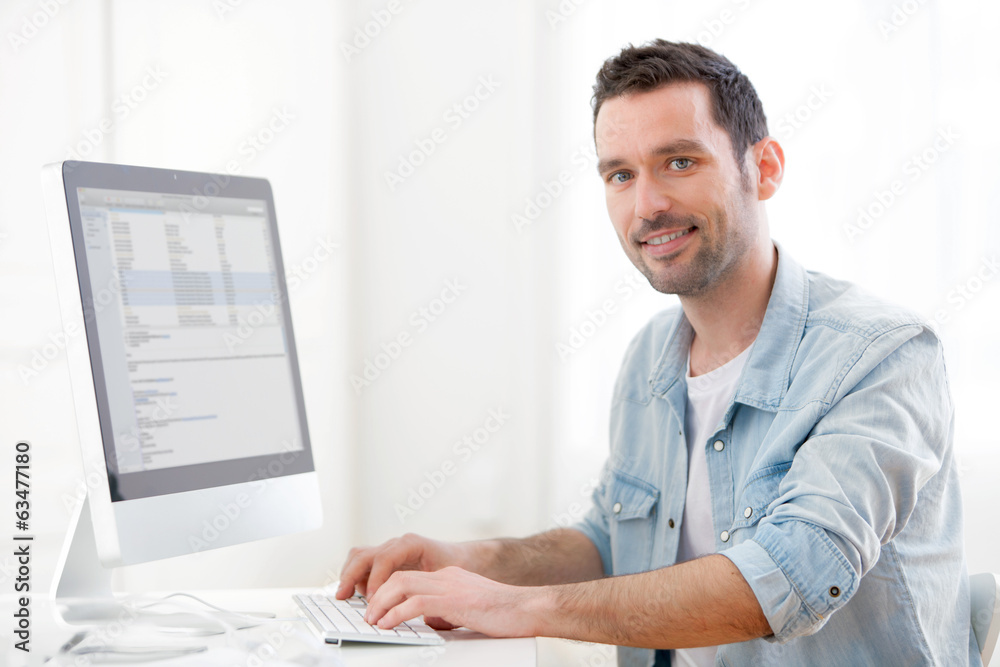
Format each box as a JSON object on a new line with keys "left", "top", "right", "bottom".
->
{"left": 0, "top": 588, "right": 610, "bottom": 666}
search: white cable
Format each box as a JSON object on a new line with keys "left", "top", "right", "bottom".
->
{"left": 132, "top": 591, "right": 304, "bottom": 623}
{"left": 55, "top": 591, "right": 332, "bottom": 664}
{"left": 122, "top": 591, "right": 325, "bottom": 658}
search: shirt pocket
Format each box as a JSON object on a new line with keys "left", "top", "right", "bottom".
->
{"left": 728, "top": 461, "right": 792, "bottom": 542}
{"left": 604, "top": 468, "right": 660, "bottom": 575}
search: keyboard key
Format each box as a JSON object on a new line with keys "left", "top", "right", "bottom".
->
{"left": 320, "top": 607, "right": 357, "bottom": 634}
{"left": 395, "top": 624, "right": 419, "bottom": 639}
{"left": 294, "top": 593, "right": 444, "bottom": 645}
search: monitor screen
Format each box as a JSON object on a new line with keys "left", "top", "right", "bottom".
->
{"left": 62, "top": 164, "right": 314, "bottom": 502}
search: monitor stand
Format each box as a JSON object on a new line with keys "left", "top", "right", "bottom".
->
{"left": 51, "top": 496, "right": 123, "bottom": 623}
{"left": 51, "top": 497, "right": 272, "bottom": 629}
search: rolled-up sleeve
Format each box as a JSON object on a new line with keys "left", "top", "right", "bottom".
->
{"left": 723, "top": 520, "right": 861, "bottom": 641}
{"left": 723, "top": 325, "right": 952, "bottom": 642}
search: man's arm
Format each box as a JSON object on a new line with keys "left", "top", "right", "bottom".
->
{"left": 471, "top": 528, "right": 605, "bottom": 586}
{"left": 336, "top": 528, "right": 604, "bottom": 600}
{"left": 364, "top": 553, "right": 772, "bottom": 648}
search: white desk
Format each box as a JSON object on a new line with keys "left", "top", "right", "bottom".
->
{"left": 0, "top": 588, "right": 612, "bottom": 666}
{"left": 0, "top": 588, "right": 615, "bottom": 667}
{"left": 0, "top": 587, "right": 535, "bottom": 666}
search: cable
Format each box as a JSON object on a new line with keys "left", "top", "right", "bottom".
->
{"left": 121, "top": 591, "right": 329, "bottom": 660}
{"left": 49, "top": 592, "right": 338, "bottom": 665}
{"left": 132, "top": 591, "right": 304, "bottom": 623}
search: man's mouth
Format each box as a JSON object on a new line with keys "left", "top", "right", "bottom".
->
{"left": 644, "top": 227, "right": 694, "bottom": 246}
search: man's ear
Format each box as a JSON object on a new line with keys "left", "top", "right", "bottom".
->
{"left": 750, "top": 137, "right": 784, "bottom": 201}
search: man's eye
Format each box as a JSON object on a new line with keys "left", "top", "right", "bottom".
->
{"left": 670, "top": 158, "right": 693, "bottom": 170}
{"left": 609, "top": 172, "right": 632, "bottom": 184}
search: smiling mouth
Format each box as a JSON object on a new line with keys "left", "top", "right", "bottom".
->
{"left": 644, "top": 227, "right": 694, "bottom": 246}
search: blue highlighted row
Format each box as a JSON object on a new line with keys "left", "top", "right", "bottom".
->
{"left": 119, "top": 270, "right": 277, "bottom": 307}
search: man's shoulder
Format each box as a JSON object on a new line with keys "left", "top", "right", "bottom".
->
{"left": 791, "top": 269, "right": 944, "bottom": 405}
{"left": 804, "top": 268, "right": 928, "bottom": 341}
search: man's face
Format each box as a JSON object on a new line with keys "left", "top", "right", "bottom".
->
{"left": 595, "top": 82, "right": 760, "bottom": 296}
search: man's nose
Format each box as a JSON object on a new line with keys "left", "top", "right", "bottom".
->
{"left": 633, "top": 173, "right": 672, "bottom": 222}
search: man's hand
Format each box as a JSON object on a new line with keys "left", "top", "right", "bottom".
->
{"left": 365, "top": 566, "right": 545, "bottom": 637}
{"left": 337, "top": 528, "right": 604, "bottom": 602}
{"left": 355, "top": 553, "right": 770, "bottom": 649}
{"left": 336, "top": 533, "right": 468, "bottom": 600}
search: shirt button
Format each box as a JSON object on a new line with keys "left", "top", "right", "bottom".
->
{"left": 744, "top": 507, "right": 753, "bottom": 518}
{"left": 720, "top": 530, "right": 730, "bottom": 542}
{"left": 668, "top": 518, "right": 675, "bottom": 528}
{"left": 713, "top": 440, "right": 725, "bottom": 452}
{"left": 612, "top": 502, "right": 622, "bottom": 514}
{"left": 829, "top": 586, "right": 841, "bottom": 597}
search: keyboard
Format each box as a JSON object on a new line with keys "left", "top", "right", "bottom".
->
{"left": 293, "top": 593, "right": 445, "bottom": 646}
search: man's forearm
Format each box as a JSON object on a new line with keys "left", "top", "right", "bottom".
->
{"left": 463, "top": 528, "right": 605, "bottom": 586}
{"left": 534, "top": 554, "right": 772, "bottom": 648}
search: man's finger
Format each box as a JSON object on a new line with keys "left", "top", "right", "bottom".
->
{"left": 364, "top": 574, "right": 409, "bottom": 625}
{"left": 368, "top": 570, "right": 453, "bottom": 624}
{"left": 336, "top": 548, "right": 375, "bottom": 599}
{"left": 338, "top": 572, "right": 369, "bottom": 599}
{"left": 366, "top": 553, "right": 408, "bottom": 599}
{"left": 375, "top": 595, "right": 439, "bottom": 630}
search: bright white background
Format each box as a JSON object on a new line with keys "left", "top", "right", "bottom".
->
{"left": 0, "top": 0, "right": 997, "bottom": 651}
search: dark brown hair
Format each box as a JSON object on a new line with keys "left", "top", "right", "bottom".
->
{"left": 593, "top": 39, "right": 769, "bottom": 177}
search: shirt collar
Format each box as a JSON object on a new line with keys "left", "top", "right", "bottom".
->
{"left": 647, "top": 242, "right": 809, "bottom": 413}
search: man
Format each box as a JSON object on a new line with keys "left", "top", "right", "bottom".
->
{"left": 338, "top": 40, "right": 975, "bottom": 665}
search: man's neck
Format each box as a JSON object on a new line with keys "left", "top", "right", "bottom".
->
{"left": 682, "top": 242, "right": 778, "bottom": 377}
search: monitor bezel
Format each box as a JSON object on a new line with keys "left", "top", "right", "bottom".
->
{"left": 59, "top": 160, "right": 316, "bottom": 502}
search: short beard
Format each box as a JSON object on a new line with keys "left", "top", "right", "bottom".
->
{"left": 628, "top": 186, "right": 757, "bottom": 297}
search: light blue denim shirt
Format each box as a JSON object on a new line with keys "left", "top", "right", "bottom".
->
{"left": 574, "top": 244, "right": 977, "bottom": 666}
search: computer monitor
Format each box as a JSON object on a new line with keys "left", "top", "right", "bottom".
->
{"left": 41, "top": 161, "right": 323, "bottom": 615}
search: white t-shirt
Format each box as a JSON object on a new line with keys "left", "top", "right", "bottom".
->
{"left": 673, "top": 342, "right": 752, "bottom": 667}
